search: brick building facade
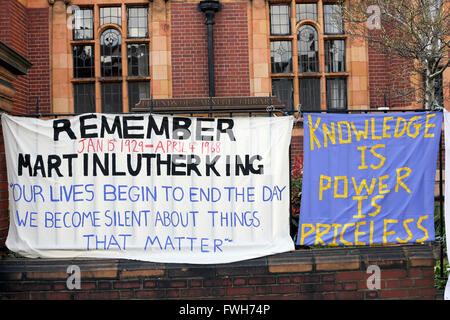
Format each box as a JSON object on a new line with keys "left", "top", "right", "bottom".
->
{"left": 0, "top": 0, "right": 447, "bottom": 300}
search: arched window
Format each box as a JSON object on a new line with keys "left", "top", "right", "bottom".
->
{"left": 100, "top": 29, "right": 122, "bottom": 77}
{"left": 298, "top": 25, "right": 319, "bottom": 73}
{"left": 71, "top": 5, "right": 151, "bottom": 114}
{"left": 269, "top": 1, "right": 347, "bottom": 111}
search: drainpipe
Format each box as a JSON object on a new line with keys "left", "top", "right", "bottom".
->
{"left": 198, "top": 0, "right": 222, "bottom": 98}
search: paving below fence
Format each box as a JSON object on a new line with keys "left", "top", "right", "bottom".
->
{"left": 0, "top": 244, "right": 437, "bottom": 300}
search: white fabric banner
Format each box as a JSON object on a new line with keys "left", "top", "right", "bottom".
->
{"left": 443, "top": 110, "right": 450, "bottom": 299}
{"left": 2, "top": 113, "right": 294, "bottom": 264}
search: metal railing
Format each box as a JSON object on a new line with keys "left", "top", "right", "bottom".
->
{"left": 1, "top": 105, "right": 447, "bottom": 281}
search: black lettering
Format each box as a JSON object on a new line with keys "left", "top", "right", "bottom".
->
{"left": 127, "top": 154, "right": 142, "bottom": 176}
{"left": 33, "top": 155, "right": 46, "bottom": 177}
{"left": 80, "top": 114, "right": 98, "bottom": 138}
{"left": 171, "top": 154, "right": 186, "bottom": 176}
{"left": 62, "top": 154, "right": 78, "bottom": 177}
{"left": 112, "top": 153, "right": 126, "bottom": 176}
{"left": 18, "top": 153, "right": 32, "bottom": 176}
{"left": 123, "top": 116, "right": 144, "bottom": 139}
{"left": 249, "top": 155, "right": 264, "bottom": 174}
{"left": 53, "top": 119, "right": 76, "bottom": 141}
{"left": 187, "top": 155, "right": 201, "bottom": 176}
{"left": 47, "top": 155, "right": 63, "bottom": 177}
{"left": 101, "top": 115, "right": 122, "bottom": 138}
{"left": 206, "top": 155, "right": 220, "bottom": 176}
{"left": 172, "top": 117, "right": 191, "bottom": 140}
{"left": 217, "top": 119, "right": 236, "bottom": 141}
{"left": 196, "top": 118, "right": 214, "bottom": 141}
{"left": 147, "top": 116, "right": 169, "bottom": 139}
{"left": 93, "top": 153, "right": 109, "bottom": 176}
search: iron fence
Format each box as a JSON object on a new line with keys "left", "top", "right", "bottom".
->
{"left": 1, "top": 105, "right": 447, "bottom": 281}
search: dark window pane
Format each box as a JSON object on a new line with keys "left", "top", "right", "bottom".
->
{"left": 74, "top": 83, "right": 95, "bottom": 114}
{"left": 272, "top": 79, "right": 294, "bottom": 110}
{"left": 127, "top": 43, "right": 149, "bottom": 76}
{"left": 73, "top": 45, "right": 95, "bottom": 78}
{"left": 325, "top": 40, "right": 346, "bottom": 73}
{"left": 101, "top": 29, "right": 122, "bottom": 77}
{"left": 270, "top": 41, "right": 292, "bottom": 73}
{"left": 296, "top": 3, "right": 318, "bottom": 22}
{"left": 324, "top": 3, "right": 344, "bottom": 34}
{"left": 327, "top": 78, "right": 347, "bottom": 110}
{"left": 72, "top": 7, "right": 93, "bottom": 40}
{"left": 100, "top": 7, "right": 122, "bottom": 26}
{"left": 128, "top": 7, "right": 148, "bottom": 38}
{"left": 298, "top": 25, "right": 319, "bottom": 73}
{"left": 270, "top": 4, "right": 290, "bottom": 35}
{"left": 101, "top": 82, "right": 123, "bottom": 113}
{"left": 128, "top": 81, "right": 150, "bottom": 110}
{"left": 299, "top": 78, "right": 321, "bottom": 111}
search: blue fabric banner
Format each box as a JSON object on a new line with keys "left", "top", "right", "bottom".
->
{"left": 297, "top": 112, "right": 442, "bottom": 246}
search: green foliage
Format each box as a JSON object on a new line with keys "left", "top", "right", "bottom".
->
{"left": 434, "top": 259, "right": 449, "bottom": 289}
{"left": 290, "top": 155, "right": 303, "bottom": 243}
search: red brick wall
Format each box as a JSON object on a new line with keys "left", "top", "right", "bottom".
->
{"left": 0, "top": 0, "right": 27, "bottom": 248}
{"left": 0, "top": 1, "right": 50, "bottom": 248}
{"left": 171, "top": 2, "right": 250, "bottom": 98}
{"left": 213, "top": 2, "right": 250, "bottom": 97}
{"left": 368, "top": 30, "right": 415, "bottom": 108}
{"left": 0, "top": 1, "right": 50, "bottom": 114}
{"left": 27, "top": 8, "right": 51, "bottom": 114}
{"left": 0, "top": 245, "right": 437, "bottom": 300}
{"left": 171, "top": 2, "right": 209, "bottom": 98}
{"left": 0, "top": 0, "right": 28, "bottom": 115}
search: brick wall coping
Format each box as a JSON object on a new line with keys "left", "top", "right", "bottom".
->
{"left": 0, "top": 244, "right": 435, "bottom": 280}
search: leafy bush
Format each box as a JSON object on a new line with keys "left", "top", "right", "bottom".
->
{"left": 290, "top": 155, "right": 303, "bottom": 242}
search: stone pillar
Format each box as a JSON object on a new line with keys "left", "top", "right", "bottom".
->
{"left": 151, "top": 0, "right": 171, "bottom": 99}
{"left": 48, "top": 0, "right": 71, "bottom": 113}
{"left": 249, "top": 0, "right": 271, "bottom": 97}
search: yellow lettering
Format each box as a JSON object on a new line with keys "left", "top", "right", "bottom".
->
{"left": 424, "top": 113, "right": 436, "bottom": 138}
{"left": 340, "top": 223, "right": 355, "bottom": 246}
{"left": 328, "top": 223, "right": 342, "bottom": 247}
{"left": 315, "top": 223, "right": 331, "bottom": 245}
{"left": 368, "top": 195, "right": 384, "bottom": 217}
{"left": 319, "top": 175, "right": 331, "bottom": 200}
{"left": 383, "top": 117, "right": 394, "bottom": 138}
{"left": 370, "top": 144, "right": 386, "bottom": 170}
{"left": 323, "top": 122, "right": 336, "bottom": 148}
{"left": 352, "top": 196, "right": 368, "bottom": 219}
{"left": 351, "top": 120, "right": 369, "bottom": 141}
{"left": 371, "top": 117, "right": 382, "bottom": 140}
{"left": 334, "top": 176, "right": 348, "bottom": 198}
{"left": 394, "top": 117, "right": 407, "bottom": 137}
{"left": 300, "top": 224, "right": 315, "bottom": 245}
{"left": 309, "top": 115, "right": 321, "bottom": 150}
{"left": 369, "top": 220, "right": 374, "bottom": 245}
{"left": 355, "top": 221, "right": 367, "bottom": 245}
{"left": 383, "top": 219, "right": 398, "bottom": 244}
{"left": 338, "top": 121, "right": 352, "bottom": 144}
{"left": 396, "top": 219, "right": 414, "bottom": 243}
{"left": 357, "top": 146, "right": 369, "bottom": 170}
{"left": 416, "top": 215, "right": 429, "bottom": 243}
{"left": 378, "top": 175, "right": 390, "bottom": 194}
{"left": 406, "top": 116, "right": 422, "bottom": 138}
{"left": 352, "top": 177, "right": 377, "bottom": 196}
{"left": 395, "top": 167, "right": 412, "bottom": 194}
